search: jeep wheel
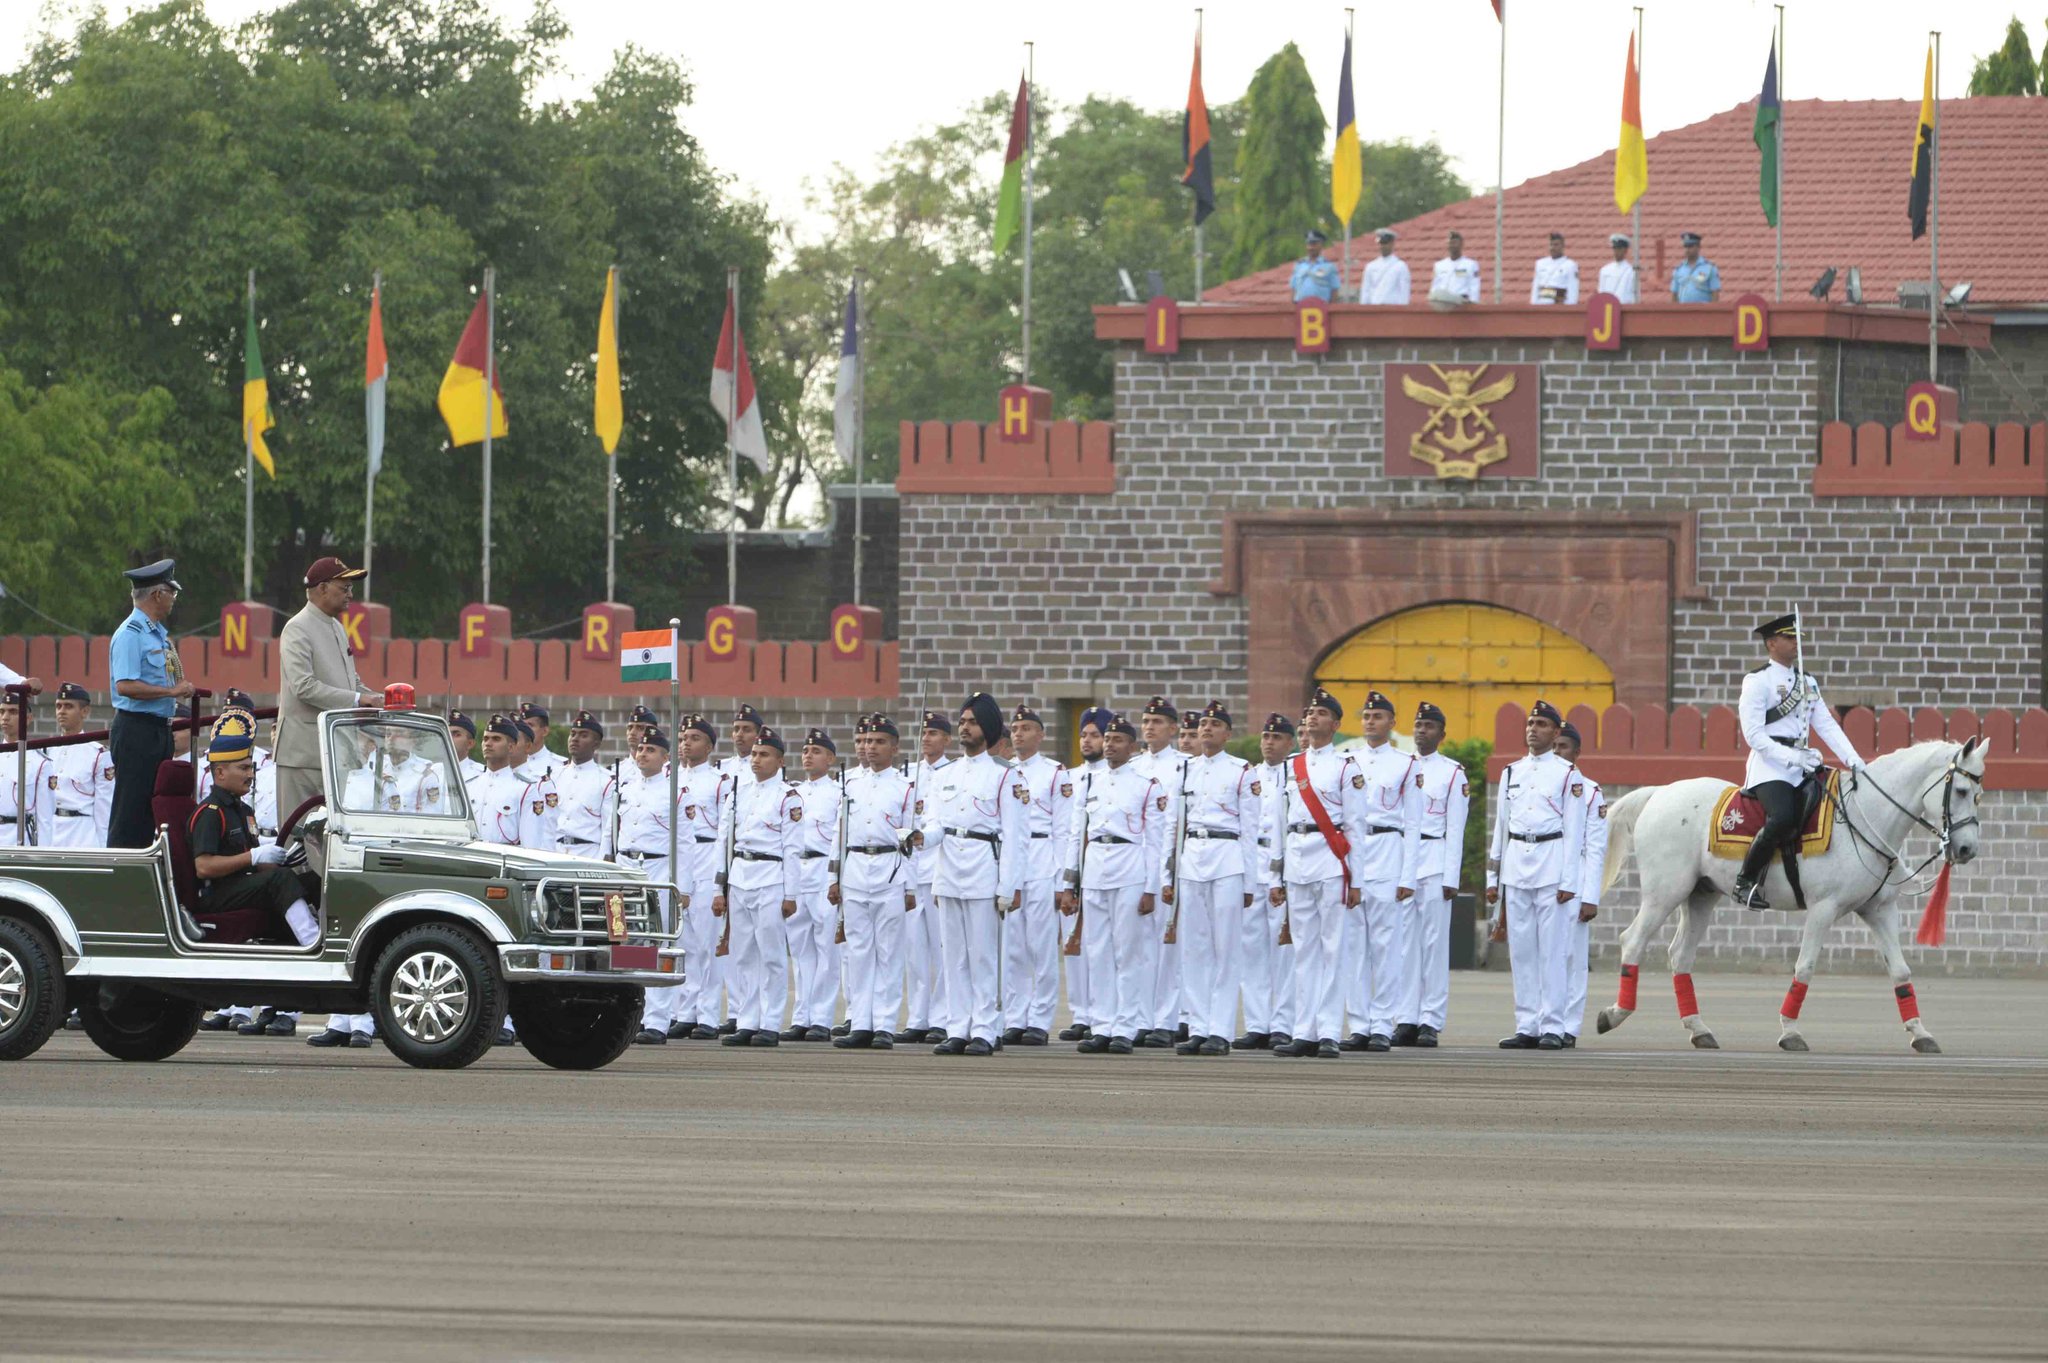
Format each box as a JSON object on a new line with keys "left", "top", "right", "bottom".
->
{"left": 75, "top": 985, "right": 203, "bottom": 1062}
{"left": 370, "top": 922, "right": 504, "bottom": 1070}
{"left": 0, "top": 917, "right": 65, "bottom": 1061}
{"left": 508, "top": 983, "right": 644, "bottom": 1071}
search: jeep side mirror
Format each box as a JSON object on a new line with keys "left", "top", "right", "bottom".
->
{"left": 296, "top": 809, "right": 328, "bottom": 843}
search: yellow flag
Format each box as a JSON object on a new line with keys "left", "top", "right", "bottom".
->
{"left": 243, "top": 286, "right": 275, "bottom": 478}
{"left": 1614, "top": 35, "right": 1648, "bottom": 215}
{"left": 595, "top": 267, "right": 622, "bottom": 454}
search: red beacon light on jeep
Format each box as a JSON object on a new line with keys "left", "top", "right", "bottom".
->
{"left": 382, "top": 683, "right": 416, "bottom": 712}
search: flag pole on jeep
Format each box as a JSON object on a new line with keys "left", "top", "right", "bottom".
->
{"left": 666, "top": 617, "right": 681, "bottom": 929}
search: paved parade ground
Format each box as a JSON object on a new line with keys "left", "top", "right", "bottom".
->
{"left": 3, "top": 972, "right": 2044, "bottom": 1361}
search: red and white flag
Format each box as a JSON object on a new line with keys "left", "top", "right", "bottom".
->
{"left": 711, "top": 285, "right": 768, "bottom": 475}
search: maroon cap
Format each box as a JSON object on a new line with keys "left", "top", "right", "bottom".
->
{"left": 304, "top": 557, "right": 368, "bottom": 588}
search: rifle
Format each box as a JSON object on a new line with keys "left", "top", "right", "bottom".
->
{"left": 1063, "top": 770, "right": 1092, "bottom": 957}
{"left": 1162, "top": 753, "right": 1191, "bottom": 945}
{"left": 831, "top": 757, "right": 849, "bottom": 944}
{"left": 715, "top": 771, "right": 735, "bottom": 957}
{"left": 1487, "top": 766, "right": 1515, "bottom": 944}
{"left": 1274, "top": 761, "right": 1293, "bottom": 947}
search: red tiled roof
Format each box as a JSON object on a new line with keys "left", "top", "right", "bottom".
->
{"left": 1206, "top": 97, "right": 2048, "bottom": 308}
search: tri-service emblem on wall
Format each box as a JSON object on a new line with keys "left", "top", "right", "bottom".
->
{"left": 1382, "top": 362, "right": 1541, "bottom": 480}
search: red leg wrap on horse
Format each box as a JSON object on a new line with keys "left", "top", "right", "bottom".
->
{"left": 1895, "top": 982, "right": 1920, "bottom": 1022}
{"left": 1782, "top": 979, "right": 1809, "bottom": 1020}
{"left": 1618, "top": 963, "right": 1639, "bottom": 1011}
{"left": 1673, "top": 973, "right": 1699, "bottom": 1018}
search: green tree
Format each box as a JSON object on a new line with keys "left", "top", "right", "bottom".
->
{"left": 1223, "top": 43, "right": 1327, "bottom": 281}
{"left": 1360, "top": 141, "right": 1471, "bottom": 234}
{"left": 1967, "top": 16, "right": 2043, "bottom": 95}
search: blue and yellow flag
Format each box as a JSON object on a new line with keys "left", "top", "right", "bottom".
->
{"left": 1332, "top": 33, "right": 1361, "bottom": 227}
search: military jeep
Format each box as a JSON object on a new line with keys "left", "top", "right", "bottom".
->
{"left": 0, "top": 705, "right": 679, "bottom": 1070}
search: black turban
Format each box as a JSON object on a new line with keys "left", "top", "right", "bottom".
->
{"left": 962, "top": 691, "right": 1005, "bottom": 745}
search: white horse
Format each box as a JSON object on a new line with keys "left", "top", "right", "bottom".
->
{"left": 1593, "top": 739, "right": 1984, "bottom": 1053}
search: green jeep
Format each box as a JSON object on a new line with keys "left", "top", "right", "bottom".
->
{"left": 0, "top": 706, "right": 678, "bottom": 1070}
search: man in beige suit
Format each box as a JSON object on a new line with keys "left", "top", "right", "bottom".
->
{"left": 276, "top": 557, "right": 382, "bottom": 826}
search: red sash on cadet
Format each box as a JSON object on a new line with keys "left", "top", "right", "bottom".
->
{"left": 1291, "top": 751, "right": 1352, "bottom": 892}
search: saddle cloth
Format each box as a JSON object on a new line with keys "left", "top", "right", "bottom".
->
{"left": 1707, "top": 769, "right": 1839, "bottom": 861}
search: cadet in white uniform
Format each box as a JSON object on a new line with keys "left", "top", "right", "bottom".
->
{"left": 0, "top": 692, "right": 56, "bottom": 847}
{"left": 1597, "top": 233, "right": 1639, "bottom": 303}
{"left": 713, "top": 725, "right": 803, "bottom": 1047}
{"left": 831, "top": 713, "right": 916, "bottom": 1049}
{"left": 1059, "top": 712, "right": 1166, "bottom": 1053}
{"left": 713, "top": 704, "right": 766, "bottom": 1034}
{"left": 899, "top": 711, "right": 953, "bottom": 1044}
{"left": 1339, "top": 691, "right": 1424, "bottom": 1053}
{"left": 516, "top": 703, "right": 561, "bottom": 781}
{"left": 919, "top": 693, "right": 1027, "bottom": 1056}
{"left": 48, "top": 683, "right": 114, "bottom": 847}
{"left": 447, "top": 712, "right": 485, "bottom": 786}
{"left": 1234, "top": 713, "right": 1297, "bottom": 1051}
{"left": 668, "top": 715, "right": 728, "bottom": 1039}
{"left": 1268, "top": 688, "right": 1369, "bottom": 1058}
{"left": 1129, "top": 697, "right": 1188, "bottom": 1047}
{"left": 783, "top": 729, "right": 842, "bottom": 1042}
{"left": 1430, "top": 230, "right": 1483, "bottom": 303}
{"left": 1734, "top": 614, "right": 1865, "bottom": 910}
{"left": 1057, "top": 707, "right": 1113, "bottom": 1042}
{"left": 1163, "top": 702, "right": 1260, "bottom": 1056}
{"left": 1395, "top": 702, "right": 1469, "bottom": 1048}
{"left": 508, "top": 717, "right": 559, "bottom": 851}
{"left": 1487, "top": 700, "right": 1586, "bottom": 1049}
{"left": 466, "top": 715, "right": 551, "bottom": 850}
{"left": 620, "top": 727, "right": 683, "bottom": 1045}
{"left": 1358, "top": 228, "right": 1411, "bottom": 304}
{"left": 1001, "top": 706, "right": 1068, "bottom": 1046}
{"left": 551, "top": 711, "right": 617, "bottom": 859}
{"left": 1554, "top": 723, "right": 1609, "bottom": 1047}
{"left": 1529, "top": 231, "right": 1580, "bottom": 304}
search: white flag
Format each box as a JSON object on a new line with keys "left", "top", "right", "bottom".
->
{"left": 710, "top": 285, "right": 768, "bottom": 474}
{"left": 833, "top": 284, "right": 859, "bottom": 463}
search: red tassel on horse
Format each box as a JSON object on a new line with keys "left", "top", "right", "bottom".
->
{"left": 1914, "top": 864, "right": 1951, "bottom": 947}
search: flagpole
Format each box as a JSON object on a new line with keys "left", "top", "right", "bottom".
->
{"left": 481, "top": 265, "right": 495, "bottom": 605}
{"left": 1632, "top": 8, "right": 1643, "bottom": 275}
{"left": 1193, "top": 9, "right": 1205, "bottom": 303}
{"left": 853, "top": 268, "right": 866, "bottom": 608}
{"left": 365, "top": 269, "right": 380, "bottom": 603}
{"left": 1774, "top": 7, "right": 1785, "bottom": 302}
{"left": 1342, "top": 9, "right": 1354, "bottom": 299}
{"left": 667, "top": 615, "right": 681, "bottom": 905}
{"left": 1021, "top": 41, "right": 1034, "bottom": 387}
{"left": 244, "top": 268, "right": 255, "bottom": 603}
{"left": 1929, "top": 31, "right": 1941, "bottom": 382}
{"left": 1494, "top": 0, "right": 1507, "bottom": 302}
{"left": 606, "top": 264, "right": 619, "bottom": 603}
{"left": 726, "top": 265, "right": 739, "bottom": 606}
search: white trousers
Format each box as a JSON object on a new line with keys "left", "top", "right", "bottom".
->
{"left": 1563, "top": 898, "right": 1591, "bottom": 1038}
{"left": 631, "top": 857, "right": 680, "bottom": 1031}
{"left": 48, "top": 814, "right": 100, "bottom": 849}
{"left": 1061, "top": 896, "right": 1093, "bottom": 1028}
{"left": 1175, "top": 876, "right": 1243, "bottom": 1041}
{"left": 683, "top": 870, "right": 724, "bottom": 1027}
{"left": 1237, "top": 887, "right": 1288, "bottom": 1036}
{"left": 1002, "top": 878, "right": 1059, "bottom": 1032}
{"left": 840, "top": 891, "right": 904, "bottom": 1034}
{"left": 1341, "top": 888, "right": 1391, "bottom": 1036}
{"left": 1149, "top": 902, "right": 1179, "bottom": 1031}
{"left": 935, "top": 894, "right": 1001, "bottom": 1043}
{"left": 1286, "top": 878, "right": 1348, "bottom": 1044}
{"left": 1363, "top": 891, "right": 1418, "bottom": 1037}
{"left": 1080, "top": 883, "right": 1151, "bottom": 1041}
{"left": 726, "top": 884, "right": 790, "bottom": 1034}
{"left": 1506, "top": 883, "right": 1572, "bottom": 1037}
{"left": 904, "top": 880, "right": 945, "bottom": 1031}
{"left": 787, "top": 882, "right": 838, "bottom": 1029}
{"left": 325, "top": 1012, "right": 374, "bottom": 1036}
{"left": 1399, "top": 877, "right": 1451, "bottom": 1031}
{"left": 871, "top": 878, "right": 909, "bottom": 1032}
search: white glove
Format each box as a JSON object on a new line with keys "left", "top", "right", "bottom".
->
{"left": 249, "top": 843, "right": 287, "bottom": 867}
{"left": 1849, "top": 756, "right": 1868, "bottom": 774}
{"left": 1799, "top": 748, "right": 1824, "bottom": 773}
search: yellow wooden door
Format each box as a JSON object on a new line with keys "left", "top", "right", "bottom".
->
{"left": 1312, "top": 604, "right": 1615, "bottom": 742}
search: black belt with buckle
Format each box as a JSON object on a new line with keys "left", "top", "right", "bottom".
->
{"left": 1185, "top": 829, "right": 1238, "bottom": 840}
{"left": 798, "top": 851, "right": 827, "bottom": 860}
{"left": 560, "top": 835, "right": 596, "bottom": 846}
{"left": 1509, "top": 831, "right": 1563, "bottom": 844}
{"left": 55, "top": 810, "right": 92, "bottom": 818}
{"left": 734, "top": 850, "right": 783, "bottom": 862}
{"left": 1287, "top": 822, "right": 1322, "bottom": 834}
{"left": 1420, "top": 833, "right": 1443, "bottom": 842}
{"left": 1366, "top": 825, "right": 1401, "bottom": 836}
{"left": 1257, "top": 837, "right": 1271, "bottom": 847}
{"left": 1029, "top": 831, "right": 1050, "bottom": 839}
{"left": 849, "top": 844, "right": 899, "bottom": 855}
{"left": 944, "top": 827, "right": 998, "bottom": 844}
{"left": 695, "top": 836, "right": 717, "bottom": 844}
{"left": 1089, "top": 833, "right": 1133, "bottom": 845}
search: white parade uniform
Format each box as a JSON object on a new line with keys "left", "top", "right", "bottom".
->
{"left": 1340, "top": 740, "right": 1424, "bottom": 1041}
{"left": 1487, "top": 749, "right": 1587, "bottom": 1040}
{"left": 1062, "top": 756, "right": 1105, "bottom": 1031}
{"left": 1063, "top": 760, "right": 1166, "bottom": 1042}
{"left": 920, "top": 752, "right": 1027, "bottom": 1045}
{"left": 466, "top": 765, "right": 549, "bottom": 849}
{"left": 838, "top": 765, "right": 915, "bottom": 1035}
{"left": 1562, "top": 770, "right": 1610, "bottom": 1040}
{"left": 1129, "top": 744, "right": 1188, "bottom": 1035}
{"left": 612, "top": 767, "right": 679, "bottom": 1033}
{"left": 1738, "top": 660, "right": 1862, "bottom": 790}
{"left": 1430, "top": 255, "right": 1482, "bottom": 303}
{"left": 715, "top": 770, "right": 803, "bottom": 1036}
{"left": 551, "top": 757, "right": 616, "bottom": 859}
{"left": 1237, "top": 758, "right": 1293, "bottom": 1040}
{"left": 1164, "top": 750, "right": 1260, "bottom": 1043}
{"left": 1529, "top": 253, "right": 1580, "bottom": 304}
{"left": 1400, "top": 750, "right": 1471, "bottom": 1035}
{"left": 787, "top": 772, "right": 842, "bottom": 1033}
{"left": 1003, "top": 751, "right": 1069, "bottom": 1036}
{"left": 668, "top": 760, "right": 726, "bottom": 1030}
{"left": 1359, "top": 254, "right": 1411, "bottom": 305}
{"left": 1597, "top": 258, "right": 1639, "bottom": 303}
{"left": 1268, "top": 744, "right": 1369, "bottom": 1046}
{"left": 457, "top": 755, "right": 485, "bottom": 786}
{"left": 514, "top": 758, "right": 560, "bottom": 850}
{"left": 0, "top": 750, "right": 56, "bottom": 847}
{"left": 48, "top": 737, "right": 115, "bottom": 847}
{"left": 902, "top": 754, "right": 951, "bottom": 1035}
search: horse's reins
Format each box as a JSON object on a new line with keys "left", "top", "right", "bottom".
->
{"left": 1827, "top": 756, "right": 1979, "bottom": 891}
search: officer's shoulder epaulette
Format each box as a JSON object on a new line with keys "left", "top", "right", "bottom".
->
{"left": 1747, "top": 663, "right": 1770, "bottom": 674}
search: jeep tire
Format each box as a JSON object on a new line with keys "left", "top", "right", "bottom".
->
{"left": 75, "top": 984, "right": 203, "bottom": 1062}
{"left": 0, "top": 916, "right": 65, "bottom": 1061}
{"left": 508, "top": 983, "right": 643, "bottom": 1071}
{"left": 370, "top": 922, "right": 504, "bottom": 1070}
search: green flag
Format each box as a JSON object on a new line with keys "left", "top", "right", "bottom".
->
{"left": 1754, "top": 44, "right": 1781, "bottom": 228}
{"left": 992, "top": 75, "right": 1028, "bottom": 255}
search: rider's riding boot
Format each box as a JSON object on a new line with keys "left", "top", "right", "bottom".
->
{"left": 1731, "top": 873, "right": 1771, "bottom": 912}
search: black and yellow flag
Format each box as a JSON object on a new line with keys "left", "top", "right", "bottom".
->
{"left": 1908, "top": 44, "right": 1934, "bottom": 240}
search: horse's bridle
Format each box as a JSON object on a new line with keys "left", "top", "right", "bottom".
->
{"left": 1835, "top": 756, "right": 1981, "bottom": 883}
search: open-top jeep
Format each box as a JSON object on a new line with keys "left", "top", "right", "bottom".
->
{"left": 0, "top": 702, "right": 679, "bottom": 1070}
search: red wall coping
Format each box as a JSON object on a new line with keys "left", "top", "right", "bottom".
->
{"left": 896, "top": 418, "right": 1115, "bottom": 495}
{"left": 1488, "top": 701, "right": 2048, "bottom": 791}
{"left": 0, "top": 635, "right": 900, "bottom": 704}
{"left": 1092, "top": 299, "right": 1989, "bottom": 350}
{"left": 1814, "top": 420, "right": 2048, "bottom": 497}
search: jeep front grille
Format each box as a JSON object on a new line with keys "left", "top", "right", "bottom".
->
{"left": 537, "top": 882, "right": 667, "bottom": 941}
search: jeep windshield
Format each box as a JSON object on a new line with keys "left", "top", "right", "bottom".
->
{"left": 327, "top": 714, "right": 471, "bottom": 826}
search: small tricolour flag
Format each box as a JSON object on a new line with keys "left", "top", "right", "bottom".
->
{"left": 619, "top": 627, "right": 677, "bottom": 683}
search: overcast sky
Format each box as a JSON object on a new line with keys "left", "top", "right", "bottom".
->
{"left": 3, "top": 1, "right": 2023, "bottom": 239}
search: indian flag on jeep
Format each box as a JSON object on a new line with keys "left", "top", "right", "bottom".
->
{"left": 619, "top": 628, "right": 677, "bottom": 683}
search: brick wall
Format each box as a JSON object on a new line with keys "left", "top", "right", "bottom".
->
{"left": 1969, "top": 324, "right": 2048, "bottom": 427}
{"left": 1831, "top": 339, "right": 1968, "bottom": 424}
